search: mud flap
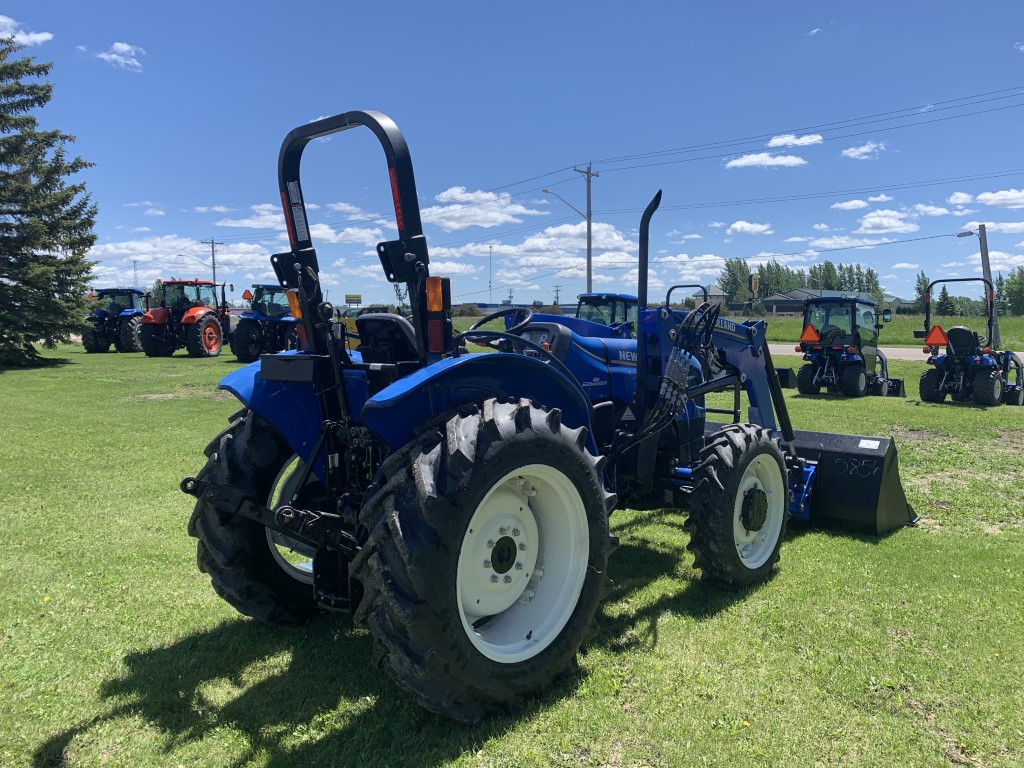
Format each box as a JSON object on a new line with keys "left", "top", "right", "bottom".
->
{"left": 792, "top": 429, "right": 916, "bottom": 534}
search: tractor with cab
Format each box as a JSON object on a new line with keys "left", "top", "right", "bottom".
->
{"left": 82, "top": 288, "right": 148, "bottom": 353}
{"left": 231, "top": 284, "right": 299, "bottom": 363}
{"left": 140, "top": 279, "right": 232, "bottom": 358}
{"left": 795, "top": 295, "right": 902, "bottom": 397}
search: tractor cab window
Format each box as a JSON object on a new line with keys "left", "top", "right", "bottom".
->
{"left": 194, "top": 284, "right": 217, "bottom": 307}
{"left": 806, "top": 302, "right": 852, "bottom": 334}
{"left": 577, "top": 297, "right": 612, "bottom": 324}
{"left": 163, "top": 284, "right": 188, "bottom": 309}
{"left": 254, "top": 287, "right": 289, "bottom": 317}
{"left": 857, "top": 307, "right": 876, "bottom": 337}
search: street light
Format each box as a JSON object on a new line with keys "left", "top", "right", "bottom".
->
{"left": 957, "top": 224, "right": 1000, "bottom": 347}
{"left": 543, "top": 168, "right": 597, "bottom": 292}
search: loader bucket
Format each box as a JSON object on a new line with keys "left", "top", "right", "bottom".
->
{"left": 792, "top": 429, "right": 916, "bottom": 535}
{"left": 775, "top": 368, "right": 797, "bottom": 388}
{"left": 886, "top": 378, "right": 905, "bottom": 397}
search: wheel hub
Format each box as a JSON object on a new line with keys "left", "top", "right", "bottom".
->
{"left": 490, "top": 536, "right": 518, "bottom": 575}
{"left": 740, "top": 487, "right": 768, "bottom": 532}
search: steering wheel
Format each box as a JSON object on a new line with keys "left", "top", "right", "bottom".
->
{"left": 468, "top": 307, "right": 534, "bottom": 335}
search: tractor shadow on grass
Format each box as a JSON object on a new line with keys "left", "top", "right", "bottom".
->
{"left": 31, "top": 613, "right": 571, "bottom": 767}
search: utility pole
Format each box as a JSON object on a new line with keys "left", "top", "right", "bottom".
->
{"left": 507, "top": 287, "right": 514, "bottom": 305}
{"left": 201, "top": 238, "right": 223, "bottom": 284}
{"left": 489, "top": 245, "right": 493, "bottom": 305}
{"left": 574, "top": 162, "right": 599, "bottom": 293}
{"left": 132, "top": 259, "right": 139, "bottom": 288}
{"left": 552, "top": 284, "right": 561, "bottom": 306}
{"left": 958, "top": 223, "right": 1000, "bottom": 347}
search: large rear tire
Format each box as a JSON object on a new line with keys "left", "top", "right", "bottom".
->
{"left": 118, "top": 316, "right": 143, "bottom": 353}
{"left": 139, "top": 324, "right": 174, "bottom": 357}
{"left": 796, "top": 363, "right": 819, "bottom": 395}
{"left": 82, "top": 328, "right": 109, "bottom": 353}
{"left": 686, "top": 424, "right": 788, "bottom": 588}
{"left": 351, "top": 398, "right": 615, "bottom": 723}
{"left": 187, "top": 314, "right": 223, "bottom": 357}
{"left": 231, "top": 319, "right": 263, "bottom": 363}
{"left": 972, "top": 369, "right": 1003, "bottom": 407}
{"left": 187, "top": 410, "right": 318, "bottom": 625}
{"left": 840, "top": 364, "right": 867, "bottom": 397}
{"left": 919, "top": 369, "right": 945, "bottom": 403}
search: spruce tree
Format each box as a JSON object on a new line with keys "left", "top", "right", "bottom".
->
{"left": 0, "top": 37, "right": 97, "bottom": 367}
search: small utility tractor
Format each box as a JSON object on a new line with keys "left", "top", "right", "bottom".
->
{"left": 915, "top": 277, "right": 1024, "bottom": 406}
{"left": 795, "top": 295, "right": 903, "bottom": 397}
{"left": 231, "top": 284, "right": 299, "bottom": 363}
{"left": 182, "top": 110, "right": 914, "bottom": 723}
{"left": 82, "top": 288, "right": 148, "bottom": 353}
{"left": 140, "top": 279, "right": 232, "bottom": 358}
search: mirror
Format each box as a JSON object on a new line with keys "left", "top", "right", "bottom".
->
{"left": 882, "top": 309, "right": 893, "bottom": 322}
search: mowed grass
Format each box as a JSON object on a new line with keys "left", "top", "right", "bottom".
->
{"left": 1, "top": 347, "right": 1022, "bottom": 767}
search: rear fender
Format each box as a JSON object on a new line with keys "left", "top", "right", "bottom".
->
{"left": 181, "top": 306, "right": 211, "bottom": 325}
{"left": 361, "top": 353, "right": 596, "bottom": 452}
{"left": 141, "top": 307, "right": 169, "bottom": 325}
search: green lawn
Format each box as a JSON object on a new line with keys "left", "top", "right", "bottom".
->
{"left": 1, "top": 347, "right": 1022, "bottom": 767}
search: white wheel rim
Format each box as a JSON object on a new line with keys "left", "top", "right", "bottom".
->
{"left": 456, "top": 464, "right": 589, "bottom": 664}
{"left": 265, "top": 455, "right": 316, "bottom": 584}
{"left": 732, "top": 453, "right": 786, "bottom": 569}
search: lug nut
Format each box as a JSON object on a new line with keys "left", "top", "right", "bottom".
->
{"left": 515, "top": 562, "right": 524, "bottom": 570}
{"left": 490, "top": 575, "right": 499, "bottom": 583}
{"left": 518, "top": 542, "right": 527, "bottom": 551}
{"left": 499, "top": 526, "right": 509, "bottom": 535}
{"left": 486, "top": 539, "right": 495, "bottom": 548}
{"left": 483, "top": 560, "right": 491, "bottom": 568}
{"left": 512, "top": 528, "right": 520, "bottom": 537}
{"left": 503, "top": 575, "right": 512, "bottom": 584}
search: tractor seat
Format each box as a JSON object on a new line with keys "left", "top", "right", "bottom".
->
{"left": 355, "top": 313, "right": 419, "bottom": 364}
{"left": 945, "top": 326, "right": 978, "bottom": 356}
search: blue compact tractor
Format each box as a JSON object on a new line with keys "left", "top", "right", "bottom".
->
{"left": 231, "top": 284, "right": 299, "bottom": 363}
{"left": 915, "top": 277, "right": 1024, "bottom": 406}
{"left": 82, "top": 288, "right": 148, "bottom": 353}
{"left": 182, "top": 111, "right": 914, "bottom": 723}
{"left": 796, "top": 295, "right": 902, "bottom": 397}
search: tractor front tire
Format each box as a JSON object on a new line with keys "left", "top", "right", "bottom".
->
{"left": 140, "top": 324, "right": 174, "bottom": 357}
{"left": 118, "top": 316, "right": 143, "bottom": 353}
{"left": 919, "top": 369, "right": 945, "bottom": 403}
{"left": 231, "top": 319, "right": 263, "bottom": 363}
{"left": 840, "top": 364, "right": 867, "bottom": 397}
{"left": 796, "top": 364, "right": 819, "bottom": 395}
{"left": 187, "top": 410, "right": 318, "bottom": 625}
{"left": 972, "top": 370, "right": 1004, "bottom": 407}
{"left": 82, "top": 328, "right": 109, "bottom": 353}
{"left": 686, "top": 424, "right": 788, "bottom": 588}
{"left": 351, "top": 398, "right": 615, "bottom": 723}
{"left": 187, "top": 314, "right": 223, "bottom": 357}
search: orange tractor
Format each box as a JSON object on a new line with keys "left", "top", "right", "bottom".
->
{"left": 139, "top": 278, "right": 232, "bottom": 357}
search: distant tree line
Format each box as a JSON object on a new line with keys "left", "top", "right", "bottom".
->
{"left": 915, "top": 268, "right": 1024, "bottom": 316}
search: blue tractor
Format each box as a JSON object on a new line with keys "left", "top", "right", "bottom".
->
{"left": 915, "top": 277, "right": 1024, "bottom": 406}
{"left": 230, "top": 284, "right": 299, "bottom": 363}
{"left": 82, "top": 288, "right": 148, "bottom": 353}
{"left": 796, "top": 295, "right": 902, "bottom": 397}
{"left": 182, "top": 110, "right": 914, "bottom": 723}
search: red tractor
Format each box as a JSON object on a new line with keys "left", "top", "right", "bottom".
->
{"left": 139, "top": 279, "right": 232, "bottom": 357}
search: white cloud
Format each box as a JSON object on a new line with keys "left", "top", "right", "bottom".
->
{"left": 947, "top": 191, "right": 973, "bottom": 205}
{"left": 708, "top": 221, "right": 726, "bottom": 228}
{"left": 784, "top": 236, "right": 813, "bottom": 243}
{"left": 96, "top": 42, "right": 146, "bottom": 71}
{"left": 810, "top": 235, "right": 890, "bottom": 250}
{"left": 123, "top": 200, "right": 157, "bottom": 208}
{"left": 807, "top": 28, "right": 822, "bottom": 36}
{"left": 217, "top": 203, "right": 286, "bottom": 230}
{"left": 306, "top": 223, "right": 382, "bottom": 245}
{"left": 131, "top": 227, "right": 150, "bottom": 233}
{"left": 914, "top": 204, "right": 949, "bottom": 217}
{"left": 194, "top": 205, "right": 233, "bottom": 213}
{"left": 942, "top": 261, "right": 967, "bottom": 268}
{"left": 1015, "top": 42, "right": 1024, "bottom": 53}
{"left": 421, "top": 187, "right": 548, "bottom": 232}
{"left": 855, "top": 209, "right": 918, "bottom": 234}
{"left": 726, "top": 220, "right": 774, "bottom": 236}
{"left": 963, "top": 220, "right": 1024, "bottom": 234}
{"left": 967, "top": 250, "right": 1024, "bottom": 272}
{"left": 841, "top": 141, "right": 886, "bottom": 160}
{"left": 0, "top": 15, "right": 53, "bottom": 45}
{"left": 143, "top": 207, "right": 165, "bottom": 217}
{"left": 812, "top": 223, "right": 831, "bottom": 231}
{"left": 831, "top": 199, "right": 869, "bottom": 210}
{"left": 975, "top": 189, "right": 1024, "bottom": 209}
{"left": 868, "top": 194, "right": 893, "bottom": 202}
{"left": 890, "top": 262, "right": 919, "bottom": 269}
{"left": 725, "top": 152, "right": 807, "bottom": 168}
{"left": 767, "top": 133, "right": 823, "bottom": 148}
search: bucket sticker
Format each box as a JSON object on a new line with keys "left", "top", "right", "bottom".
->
{"left": 858, "top": 439, "right": 880, "bottom": 449}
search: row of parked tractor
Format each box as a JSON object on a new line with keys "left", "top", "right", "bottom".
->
{"left": 83, "top": 281, "right": 388, "bottom": 363}
{"left": 792, "top": 281, "right": 1023, "bottom": 407}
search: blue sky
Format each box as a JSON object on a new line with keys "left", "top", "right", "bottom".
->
{"left": 5, "top": 2, "right": 1024, "bottom": 306}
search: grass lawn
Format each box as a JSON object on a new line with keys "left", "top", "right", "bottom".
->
{"left": 1, "top": 346, "right": 1022, "bottom": 767}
